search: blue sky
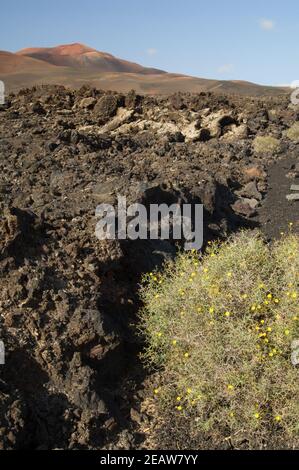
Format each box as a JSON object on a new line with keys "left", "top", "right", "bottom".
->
{"left": 0, "top": 0, "right": 298, "bottom": 85}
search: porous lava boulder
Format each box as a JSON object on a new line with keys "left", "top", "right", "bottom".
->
{"left": 94, "top": 94, "right": 121, "bottom": 121}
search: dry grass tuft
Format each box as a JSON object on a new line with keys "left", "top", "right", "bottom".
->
{"left": 285, "top": 123, "right": 299, "bottom": 142}
{"left": 253, "top": 136, "right": 280, "bottom": 154}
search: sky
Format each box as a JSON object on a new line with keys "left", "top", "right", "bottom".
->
{"left": 0, "top": 0, "right": 298, "bottom": 85}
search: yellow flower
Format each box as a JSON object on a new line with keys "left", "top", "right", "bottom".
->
{"left": 227, "top": 384, "right": 234, "bottom": 391}
{"left": 172, "top": 340, "right": 177, "bottom": 346}
{"left": 229, "top": 412, "right": 235, "bottom": 418}
{"left": 187, "top": 388, "right": 192, "bottom": 395}
{"left": 254, "top": 412, "right": 260, "bottom": 419}
{"left": 284, "top": 329, "right": 290, "bottom": 336}
{"left": 242, "top": 294, "right": 248, "bottom": 299}
{"left": 227, "top": 272, "right": 232, "bottom": 278}
{"left": 259, "top": 283, "right": 265, "bottom": 289}
{"left": 292, "top": 292, "right": 297, "bottom": 299}
{"left": 251, "top": 305, "right": 256, "bottom": 312}
{"left": 267, "top": 293, "right": 273, "bottom": 299}
{"left": 224, "top": 311, "right": 231, "bottom": 317}
{"left": 184, "top": 353, "right": 190, "bottom": 358}
{"left": 267, "top": 327, "right": 272, "bottom": 332}
{"left": 209, "top": 307, "right": 215, "bottom": 314}
{"left": 154, "top": 389, "right": 159, "bottom": 395}
{"left": 176, "top": 396, "right": 182, "bottom": 402}
{"left": 157, "top": 332, "right": 162, "bottom": 337}
{"left": 176, "top": 405, "right": 182, "bottom": 411}
{"left": 275, "top": 415, "right": 282, "bottom": 422}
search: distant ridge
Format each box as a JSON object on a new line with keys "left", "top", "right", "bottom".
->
{"left": 0, "top": 43, "right": 289, "bottom": 96}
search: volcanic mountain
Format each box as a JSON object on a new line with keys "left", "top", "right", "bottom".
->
{"left": 0, "top": 43, "right": 288, "bottom": 96}
{"left": 16, "top": 43, "right": 165, "bottom": 74}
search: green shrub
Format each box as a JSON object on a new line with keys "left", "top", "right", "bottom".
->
{"left": 285, "top": 123, "right": 299, "bottom": 142}
{"left": 140, "top": 231, "right": 299, "bottom": 449}
{"left": 253, "top": 136, "right": 280, "bottom": 154}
